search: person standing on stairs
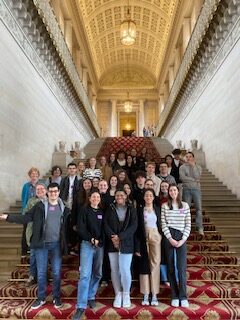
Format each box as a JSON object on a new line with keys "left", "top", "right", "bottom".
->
{"left": 24, "top": 182, "right": 48, "bottom": 286}
{"left": 161, "top": 184, "right": 191, "bottom": 308}
{"left": 21, "top": 167, "right": 40, "bottom": 263}
{"left": 0, "top": 182, "right": 70, "bottom": 310}
{"left": 104, "top": 189, "right": 138, "bottom": 309}
{"left": 135, "top": 188, "right": 162, "bottom": 306}
{"left": 72, "top": 190, "right": 105, "bottom": 320}
{"left": 179, "top": 152, "right": 204, "bottom": 235}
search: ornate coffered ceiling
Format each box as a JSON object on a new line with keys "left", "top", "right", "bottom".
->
{"left": 74, "top": 0, "right": 179, "bottom": 88}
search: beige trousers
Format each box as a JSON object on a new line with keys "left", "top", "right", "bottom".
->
{"left": 140, "top": 228, "right": 162, "bottom": 294}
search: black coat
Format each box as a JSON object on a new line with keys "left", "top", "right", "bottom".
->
{"left": 135, "top": 205, "right": 162, "bottom": 274}
{"left": 7, "top": 201, "right": 70, "bottom": 254}
{"left": 104, "top": 203, "right": 138, "bottom": 254}
{"left": 59, "top": 176, "right": 80, "bottom": 202}
{"left": 77, "top": 206, "right": 105, "bottom": 247}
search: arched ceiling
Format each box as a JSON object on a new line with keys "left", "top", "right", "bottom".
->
{"left": 75, "top": 0, "right": 179, "bottom": 88}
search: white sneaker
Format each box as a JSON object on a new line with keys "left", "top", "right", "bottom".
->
{"left": 122, "top": 292, "right": 131, "bottom": 308}
{"left": 171, "top": 299, "right": 179, "bottom": 307}
{"left": 113, "top": 292, "right": 122, "bottom": 308}
{"left": 151, "top": 298, "right": 159, "bottom": 306}
{"left": 141, "top": 294, "right": 149, "bottom": 306}
{"left": 181, "top": 299, "right": 189, "bottom": 308}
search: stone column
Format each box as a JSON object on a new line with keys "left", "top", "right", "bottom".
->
{"left": 139, "top": 99, "right": 145, "bottom": 136}
{"left": 64, "top": 20, "right": 73, "bottom": 54}
{"left": 111, "top": 100, "right": 117, "bottom": 137}
{"left": 82, "top": 67, "right": 88, "bottom": 93}
{"left": 182, "top": 18, "right": 191, "bottom": 54}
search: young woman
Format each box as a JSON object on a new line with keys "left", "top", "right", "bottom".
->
{"left": 108, "top": 175, "right": 119, "bottom": 203}
{"left": 72, "top": 178, "right": 93, "bottom": 229}
{"left": 45, "top": 166, "right": 62, "bottom": 186}
{"left": 123, "top": 183, "right": 133, "bottom": 205}
{"left": 21, "top": 167, "right": 40, "bottom": 261}
{"left": 104, "top": 189, "right": 137, "bottom": 308}
{"left": 124, "top": 155, "right": 134, "bottom": 183}
{"left": 115, "top": 169, "right": 131, "bottom": 188}
{"left": 73, "top": 191, "right": 105, "bottom": 320}
{"left": 159, "top": 181, "right": 170, "bottom": 206}
{"left": 83, "top": 157, "right": 102, "bottom": 180}
{"left": 161, "top": 184, "right": 191, "bottom": 308}
{"left": 135, "top": 189, "right": 162, "bottom": 306}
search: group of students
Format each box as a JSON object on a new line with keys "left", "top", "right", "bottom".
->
{"left": 0, "top": 148, "right": 197, "bottom": 320}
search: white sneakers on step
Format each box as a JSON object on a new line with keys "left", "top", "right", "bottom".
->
{"left": 113, "top": 292, "right": 131, "bottom": 308}
{"left": 113, "top": 292, "right": 122, "bottom": 308}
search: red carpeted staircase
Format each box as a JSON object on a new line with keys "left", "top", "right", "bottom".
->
{"left": 0, "top": 214, "right": 239, "bottom": 319}
{"left": 96, "top": 137, "right": 163, "bottom": 163}
{"left": 0, "top": 138, "right": 240, "bottom": 319}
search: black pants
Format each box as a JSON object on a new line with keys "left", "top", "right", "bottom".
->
{"left": 165, "top": 228, "right": 187, "bottom": 300}
{"left": 21, "top": 223, "right": 28, "bottom": 256}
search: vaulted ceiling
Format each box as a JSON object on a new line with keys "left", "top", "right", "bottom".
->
{"left": 74, "top": 0, "right": 179, "bottom": 89}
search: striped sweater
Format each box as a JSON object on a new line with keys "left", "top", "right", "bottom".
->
{"left": 161, "top": 201, "right": 191, "bottom": 241}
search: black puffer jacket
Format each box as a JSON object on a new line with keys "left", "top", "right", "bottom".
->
{"left": 7, "top": 200, "right": 70, "bottom": 254}
{"left": 104, "top": 203, "right": 137, "bottom": 254}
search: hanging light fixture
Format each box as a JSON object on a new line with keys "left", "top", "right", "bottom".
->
{"left": 120, "top": 1, "right": 136, "bottom": 46}
{"left": 124, "top": 92, "right": 133, "bottom": 113}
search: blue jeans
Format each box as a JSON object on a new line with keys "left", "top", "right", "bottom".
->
{"left": 29, "top": 249, "right": 37, "bottom": 279}
{"left": 183, "top": 188, "right": 203, "bottom": 230}
{"left": 108, "top": 252, "right": 133, "bottom": 294}
{"left": 35, "top": 241, "right": 61, "bottom": 300}
{"left": 77, "top": 241, "right": 104, "bottom": 309}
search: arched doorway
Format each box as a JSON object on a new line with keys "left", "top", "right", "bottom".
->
{"left": 119, "top": 112, "right": 137, "bottom": 137}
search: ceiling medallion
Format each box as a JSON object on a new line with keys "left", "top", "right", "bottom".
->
{"left": 120, "top": 2, "right": 136, "bottom": 46}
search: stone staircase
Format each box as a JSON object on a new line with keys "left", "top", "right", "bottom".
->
{"left": 150, "top": 137, "right": 173, "bottom": 157}
{"left": 201, "top": 167, "right": 240, "bottom": 259}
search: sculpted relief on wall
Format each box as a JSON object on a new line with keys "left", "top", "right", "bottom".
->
{"left": 100, "top": 67, "right": 156, "bottom": 88}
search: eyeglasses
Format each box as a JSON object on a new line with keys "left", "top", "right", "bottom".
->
{"left": 48, "top": 190, "right": 59, "bottom": 194}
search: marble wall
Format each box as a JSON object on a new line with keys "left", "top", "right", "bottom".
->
{"left": 165, "top": 37, "right": 240, "bottom": 197}
{"left": 0, "top": 21, "right": 92, "bottom": 210}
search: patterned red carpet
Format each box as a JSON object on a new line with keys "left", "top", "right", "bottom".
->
{"left": 0, "top": 212, "right": 240, "bottom": 319}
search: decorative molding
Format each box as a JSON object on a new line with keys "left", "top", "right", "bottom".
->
{"left": 32, "top": 0, "right": 100, "bottom": 136}
{"left": 156, "top": 0, "right": 221, "bottom": 135}
{"left": 157, "top": 0, "right": 240, "bottom": 139}
{"left": 100, "top": 68, "right": 155, "bottom": 88}
{"left": 0, "top": 0, "right": 100, "bottom": 139}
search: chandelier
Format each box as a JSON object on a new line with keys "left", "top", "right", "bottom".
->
{"left": 124, "top": 92, "right": 133, "bottom": 113}
{"left": 120, "top": 2, "right": 136, "bottom": 46}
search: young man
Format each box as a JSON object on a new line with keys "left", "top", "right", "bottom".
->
{"left": 60, "top": 162, "right": 79, "bottom": 210}
{"left": 158, "top": 162, "right": 176, "bottom": 184}
{"left": 146, "top": 162, "right": 161, "bottom": 196}
{"left": 0, "top": 183, "right": 70, "bottom": 309}
{"left": 179, "top": 152, "right": 204, "bottom": 235}
{"left": 133, "top": 171, "right": 146, "bottom": 210}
